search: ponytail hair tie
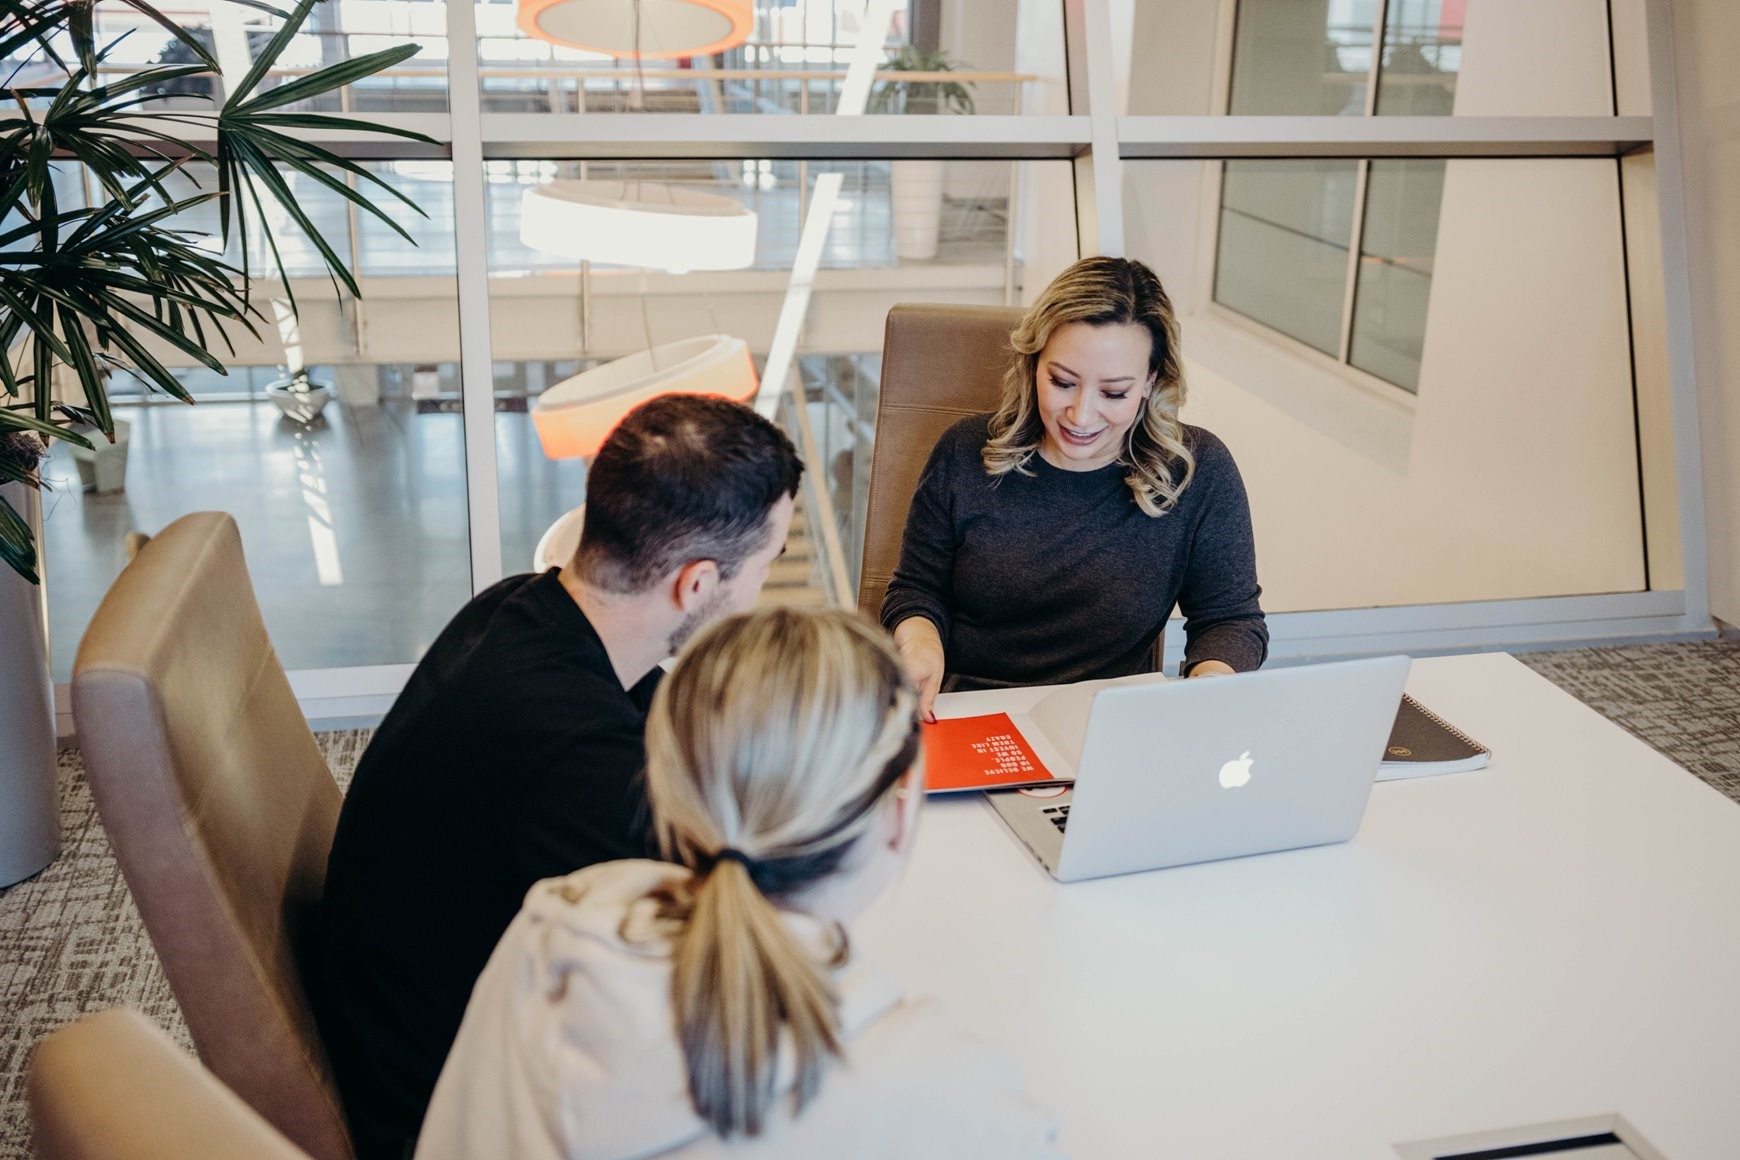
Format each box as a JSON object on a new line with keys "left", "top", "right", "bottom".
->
{"left": 699, "top": 847, "right": 757, "bottom": 875}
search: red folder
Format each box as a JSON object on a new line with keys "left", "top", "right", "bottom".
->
{"left": 920, "top": 713, "right": 1060, "bottom": 794}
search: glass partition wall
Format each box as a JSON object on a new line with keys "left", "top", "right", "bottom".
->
{"left": 31, "top": 0, "right": 1705, "bottom": 713}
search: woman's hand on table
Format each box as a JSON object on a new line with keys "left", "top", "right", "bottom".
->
{"left": 893, "top": 617, "right": 946, "bottom": 722}
{"left": 1186, "top": 659, "right": 1236, "bottom": 679}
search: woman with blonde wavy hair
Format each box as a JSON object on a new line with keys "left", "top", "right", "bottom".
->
{"left": 881, "top": 256, "right": 1268, "bottom": 718}
{"left": 416, "top": 607, "right": 1059, "bottom": 1160}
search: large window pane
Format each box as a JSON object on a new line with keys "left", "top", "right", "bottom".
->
{"left": 474, "top": 0, "right": 1062, "bottom": 116}
{"left": 42, "top": 164, "right": 469, "bottom": 679}
{"left": 1214, "top": 161, "right": 1358, "bottom": 356}
{"left": 1229, "top": 0, "right": 1381, "bottom": 116}
{"left": 1127, "top": 159, "right": 1651, "bottom": 613}
{"left": 1373, "top": 0, "right": 1459, "bottom": 115}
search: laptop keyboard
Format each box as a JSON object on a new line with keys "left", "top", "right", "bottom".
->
{"left": 1042, "top": 804, "right": 1071, "bottom": 832}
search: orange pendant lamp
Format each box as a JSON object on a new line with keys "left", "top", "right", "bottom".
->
{"left": 516, "top": 0, "right": 754, "bottom": 58}
{"left": 530, "top": 334, "right": 759, "bottom": 460}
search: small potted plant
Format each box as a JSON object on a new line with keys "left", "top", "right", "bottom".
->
{"left": 267, "top": 367, "right": 335, "bottom": 425}
{"left": 868, "top": 45, "right": 977, "bottom": 261}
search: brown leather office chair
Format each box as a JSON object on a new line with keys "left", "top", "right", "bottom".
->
{"left": 30, "top": 1008, "right": 312, "bottom": 1160}
{"left": 858, "top": 303, "right": 1026, "bottom": 618}
{"left": 861, "top": 303, "right": 1165, "bottom": 669}
{"left": 71, "top": 513, "right": 353, "bottom": 1160}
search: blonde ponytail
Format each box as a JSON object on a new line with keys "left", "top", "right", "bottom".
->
{"left": 642, "top": 608, "right": 920, "bottom": 1138}
{"left": 668, "top": 860, "right": 844, "bottom": 1136}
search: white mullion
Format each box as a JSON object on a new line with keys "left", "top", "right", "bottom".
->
{"left": 1642, "top": 0, "right": 1711, "bottom": 628}
{"left": 1338, "top": 158, "right": 1369, "bottom": 365}
{"left": 1064, "top": 0, "right": 1124, "bottom": 256}
{"left": 446, "top": 0, "right": 506, "bottom": 592}
{"left": 1337, "top": 0, "right": 1390, "bottom": 364}
{"left": 474, "top": 113, "right": 1088, "bottom": 158}
{"left": 1367, "top": 0, "right": 1390, "bottom": 118}
{"left": 44, "top": 112, "right": 1656, "bottom": 163}
{"left": 1085, "top": 0, "right": 1124, "bottom": 257}
{"left": 1115, "top": 115, "right": 1654, "bottom": 158}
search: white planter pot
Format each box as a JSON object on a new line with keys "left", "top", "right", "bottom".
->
{"left": 890, "top": 159, "right": 946, "bottom": 261}
{"left": 69, "top": 416, "right": 132, "bottom": 494}
{"left": 267, "top": 379, "right": 333, "bottom": 424}
{"left": 0, "top": 481, "right": 61, "bottom": 886}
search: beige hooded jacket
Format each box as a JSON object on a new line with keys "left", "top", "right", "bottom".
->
{"left": 415, "top": 859, "right": 1061, "bottom": 1160}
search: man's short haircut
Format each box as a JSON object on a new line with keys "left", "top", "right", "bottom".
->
{"left": 573, "top": 395, "right": 804, "bottom": 594}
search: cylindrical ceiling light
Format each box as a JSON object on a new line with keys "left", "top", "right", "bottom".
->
{"left": 519, "top": 179, "right": 758, "bottom": 272}
{"left": 531, "top": 334, "right": 759, "bottom": 460}
{"left": 515, "top": 0, "right": 753, "bottom": 58}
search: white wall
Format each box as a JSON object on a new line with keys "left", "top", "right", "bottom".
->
{"left": 1671, "top": 0, "right": 1740, "bottom": 626}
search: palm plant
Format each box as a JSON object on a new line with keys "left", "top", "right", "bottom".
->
{"left": 0, "top": 0, "right": 434, "bottom": 582}
{"left": 866, "top": 44, "right": 976, "bottom": 116}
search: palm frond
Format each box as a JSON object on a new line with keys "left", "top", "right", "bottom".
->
{"left": 0, "top": 0, "right": 429, "bottom": 582}
{"left": 0, "top": 492, "right": 40, "bottom": 584}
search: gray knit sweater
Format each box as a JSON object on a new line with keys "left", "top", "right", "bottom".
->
{"left": 879, "top": 414, "right": 1268, "bottom": 688}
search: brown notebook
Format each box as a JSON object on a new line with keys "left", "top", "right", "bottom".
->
{"left": 1378, "top": 694, "right": 1490, "bottom": 780}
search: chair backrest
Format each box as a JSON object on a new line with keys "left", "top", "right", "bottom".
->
{"left": 29, "top": 1008, "right": 312, "bottom": 1160}
{"left": 858, "top": 303, "right": 1025, "bottom": 617}
{"left": 71, "top": 513, "right": 353, "bottom": 1160}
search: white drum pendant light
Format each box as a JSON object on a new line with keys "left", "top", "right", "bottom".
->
{"left": 519, "top": 179, "right": 758, "bottom": 272}
{"left": 516, "top": 0, "right": 753, "bottom": 58}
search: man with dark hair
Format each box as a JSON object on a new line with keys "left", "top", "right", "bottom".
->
{"left": 314, "top": 395, "right": 803, "bottom": 1160}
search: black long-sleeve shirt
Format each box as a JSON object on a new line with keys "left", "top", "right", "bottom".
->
{"left": 314, "top": 570, "right": 662, "bottom": 1160}
{"left": 880, "top": 414, "right": 1268, "bottom": 686}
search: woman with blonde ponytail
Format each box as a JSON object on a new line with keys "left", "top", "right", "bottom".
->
{"left": 416, "top": 608, "right": 1060, "bottom": 1160}
{"left": 880, "top": 256, "right": 1270, "bottom": 720}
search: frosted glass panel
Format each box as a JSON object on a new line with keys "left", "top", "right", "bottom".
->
{"left": 1214, "top": 161, "right": 1358, "bottom": 356}
{"left": 1350, "top": 262, "right": 1432, "bottom": 390}
{"left": 1228, "top": 0, "right": 1380, "bottom": 115}
{"left": 1351, "top": 160, "right": 1446, "bottom": 391}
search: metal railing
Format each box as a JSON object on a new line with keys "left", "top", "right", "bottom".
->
{"left": 777, "top": 386, "right": 854, "bottom": 609}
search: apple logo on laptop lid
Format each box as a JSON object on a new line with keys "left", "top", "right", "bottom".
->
{"left": 1218, "top": 751, "right": 1253, "bottom": 789}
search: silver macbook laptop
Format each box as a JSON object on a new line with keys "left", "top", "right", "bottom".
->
{"left": 988, "top": 655, "right": 1411, "bottom": 882}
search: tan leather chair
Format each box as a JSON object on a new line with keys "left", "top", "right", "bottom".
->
{"left": 30, "top": 1008, "right": 311, "bottom": 1160}
{"left": 858, "top": 303, "right": 1026, "bottom": 618}
{"left": 71, "top": 513, "right": 352, "bottom": 1160}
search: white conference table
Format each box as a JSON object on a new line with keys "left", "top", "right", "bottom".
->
{"left": 853, "top": 652, "right": 1740, "bottom": 1159}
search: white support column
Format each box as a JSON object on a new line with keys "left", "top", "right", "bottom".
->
{"left": 1063, "top": 0, "right": 1123, "bottom": 256}
{"left": 445, "top": 0, "right": 506, "bottom": 592}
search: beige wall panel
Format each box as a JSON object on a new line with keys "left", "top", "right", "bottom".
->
{"left": 1455, "top": 0, "right": 1613, "bottom": 116}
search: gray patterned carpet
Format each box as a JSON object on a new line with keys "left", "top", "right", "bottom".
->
{"left": 0, "top": 730, "right": 371, "bottom": 1157}
{"left": 2, "top": 641, "right": 1738, "bottom": 1156}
